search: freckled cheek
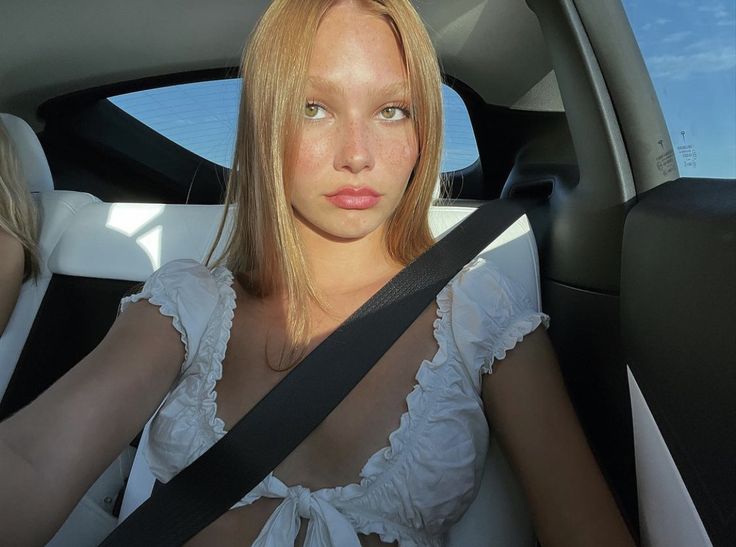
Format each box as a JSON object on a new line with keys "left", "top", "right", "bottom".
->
{"left": 294, "top": 131, "right": 333, "bottom": 174}
{"left": 378, "top": 133, "right": 419, "bottom": 175}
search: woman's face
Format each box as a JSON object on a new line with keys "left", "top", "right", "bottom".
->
{"left": 288, "top": 3, "right": 419, "bottom": 242}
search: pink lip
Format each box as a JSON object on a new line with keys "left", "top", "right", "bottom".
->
{"left": 325, "top": 186, "right": 381, "bottom": 210}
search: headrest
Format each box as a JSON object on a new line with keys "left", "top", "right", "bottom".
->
{"left": 48, "top": 201, "right": 541, "bottom": 311}
{"left": 0, "top": 113, "right": 54, "bottom": 192}
{"left": 48, "top": 202, "right": 231, "bottom": 281}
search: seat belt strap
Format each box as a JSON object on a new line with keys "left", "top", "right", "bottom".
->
{"left": 100, "top": 200, "right": 525, "bottom": 546}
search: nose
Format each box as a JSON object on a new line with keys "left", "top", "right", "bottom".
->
{"left": 335, "top": 118, "right": 374, "bottom": 174}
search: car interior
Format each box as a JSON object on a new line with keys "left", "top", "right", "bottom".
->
{"left": 0, "top": 0, "right": 733, "bottom": 546}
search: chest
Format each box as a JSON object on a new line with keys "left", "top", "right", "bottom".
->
{"left": 214, "top": 294, "right": 440, "bottom": 490}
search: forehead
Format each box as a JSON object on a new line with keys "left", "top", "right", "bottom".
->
{"left": 308, "top": 3, "right": 407, "bottom": 88}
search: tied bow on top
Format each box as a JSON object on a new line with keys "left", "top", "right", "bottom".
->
{"left": 251, "top": 476, "right": 362, "bottom": 547}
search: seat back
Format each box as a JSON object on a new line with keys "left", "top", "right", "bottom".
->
{"left": 0, "top": 113, "right": 54, "bottom": 193}
{"left": 0, "top": 113, "right": 100, "bottom": 401}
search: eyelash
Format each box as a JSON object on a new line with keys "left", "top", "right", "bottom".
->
{"left": 303, "top": 101, "right": 412, "bottom": 120}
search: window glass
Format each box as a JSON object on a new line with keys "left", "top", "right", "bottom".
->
{"left": 441, "top": 85, "right": 480, "bottom": 172}
{"left": 109, "top": 80, "right": 479, "bottom": 173}
{"left": 109, "top": 79, "right": 241, "bottom": 168}
{"left": 622, "top": 0, "right": 736, "bottom": 179}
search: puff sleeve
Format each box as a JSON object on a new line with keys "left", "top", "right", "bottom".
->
{"left": 119, "top": 259, "right": 221, "bottom": 373}
{"left": 444, "top": 255, "right": 550, "bottom": 393}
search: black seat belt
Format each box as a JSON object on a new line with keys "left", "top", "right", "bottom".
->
{"left": 100, "top": 200, "right": 525, "bottom": 546}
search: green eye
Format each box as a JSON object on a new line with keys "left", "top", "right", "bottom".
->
{"left": 381, "top": 107, "right": 398, "bottom": 119}
{"left": 380, "top": 106, "right": 407, "bottom": 120}
{"left": 304, "top": 103, "right": 323, "bottom": 118}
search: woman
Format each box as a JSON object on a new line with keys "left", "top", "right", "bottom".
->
{"left": 0, "top": 118, "right": 40, "bottom": 337}
{"left": 0, "top": 0, "right": 635, "bottom": 545}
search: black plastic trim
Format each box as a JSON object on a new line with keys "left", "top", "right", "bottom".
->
{"left": 622, "top": 178, "right": 736, "bottom": 546}
{"left": 542, "top": 278, "right": 639, "bottom": 537}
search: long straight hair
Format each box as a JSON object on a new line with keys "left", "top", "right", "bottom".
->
{"left": 208, "top": 0, "right": 443, "bottom": 368}
{"left": 0, "top": 120, "right": 40, "bottom": 281}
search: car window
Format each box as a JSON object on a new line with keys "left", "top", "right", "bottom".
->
{"left": 109, "top": 79, "right": 241, "bottom": 169}
{"left": 440, "top": 85, "right": 480, "bottom": 172}
{"left": 621, "top": 0, "right": 736, "bottom": 179}
{"left": 108, "top": 80, "right": 479, "bottom": 174}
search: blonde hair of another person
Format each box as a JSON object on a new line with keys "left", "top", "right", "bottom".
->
{"left": 0, "top": 119, "right": 40, "bottom": 282}
{"left": 207, "top": 0, "right": 444, "bottom": 368}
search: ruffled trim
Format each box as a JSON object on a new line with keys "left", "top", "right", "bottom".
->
{"left": 305, "top": 259, "right": 483, "bottom": 542}
{"left": 120, "top": 274, "right": 190, "bottom": 367}
{"left": 128, "top": 261, "right": 235, "bottom": 482}
{"left": 357, "top": 294, "right": 451, "bottom": 484}
{"left": 196, "top": 266, "right": 237, "bottom": 439}
{"left": 481, "top": 312, "right": 550, "bottom": 375}
{"left": 341, "top": 513, "right": 440, "bottom": 547}
{"left": 346, "top": 255, "right": 552, "bottom": 496}
{"left": 443, "top": 255, "right": 552, "bottom": 391}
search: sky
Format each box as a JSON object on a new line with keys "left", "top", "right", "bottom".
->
{"left": 621, "top": 0, "right": 736, "bottom": 178}
{"left": 110, "top": 0, "right": 735, "bottom": 180}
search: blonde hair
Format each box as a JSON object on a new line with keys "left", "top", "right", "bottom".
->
{"left": 208, "top": 0, "right": 443, "bottom": 368}
{"left": 0, "top": 120, "right": 40, "bottom": 281}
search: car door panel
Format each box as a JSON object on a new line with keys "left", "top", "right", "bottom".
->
{"left": 621, "top": 178, "right": 736, "bottom": 546}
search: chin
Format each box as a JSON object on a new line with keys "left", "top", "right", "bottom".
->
{"left": 325, "top": 219, "right": 385, "bottom": 241}
{"left": 306, "top": 214, "right": 386, "bottom": 242}
{"left": 294, "top": 202, "right": 395, "bottom": 242}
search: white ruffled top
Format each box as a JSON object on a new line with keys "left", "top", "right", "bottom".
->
{"left": 120, "top": 253, "right": 549, "bottom": 546}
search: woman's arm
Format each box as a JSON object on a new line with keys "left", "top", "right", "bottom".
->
{"left": 0, "top": 299, "right": 184, "bottom": 545}
{"left": 482, "top": 327, "right": 635, "bottom": 547}
{"left": 0, "top": 230, "right": 25, "bottom": 336}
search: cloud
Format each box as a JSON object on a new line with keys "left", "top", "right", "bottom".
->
{"left": 640, "top": 18, "right": 670, "bottom": 32}
{"left": 684, "top": 39, "right": 709, "bottom": 52}
{"left": 685, "top": 37, "right": 734, "bottom": 52}
{"left": 646, "top": 46, "right": 736, "bottom": 80}
{"left": 697, "top": 3, "right": 732, "bottom": 18}
{"left": 716, "top": 19, "right": 736, "bottom": 26}
{"left": 662, "top": 31, "right": 694, "bottom": 44}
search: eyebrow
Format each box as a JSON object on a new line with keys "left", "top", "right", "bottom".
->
{"left": 306, "top": 77, "right": 409, "bottom": 99}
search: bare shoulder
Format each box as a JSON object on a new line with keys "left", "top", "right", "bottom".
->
{"left": 0, "top": 229, "right": 25, "bottom": 334}
{"left": 113, "top": 297, "right": 186, "bottom": 359}
{"left": 0, "top": 228, "right": 24, "bottom": 273}
{"left": 480, "top": 327, "right": 557, "bottom": 399}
